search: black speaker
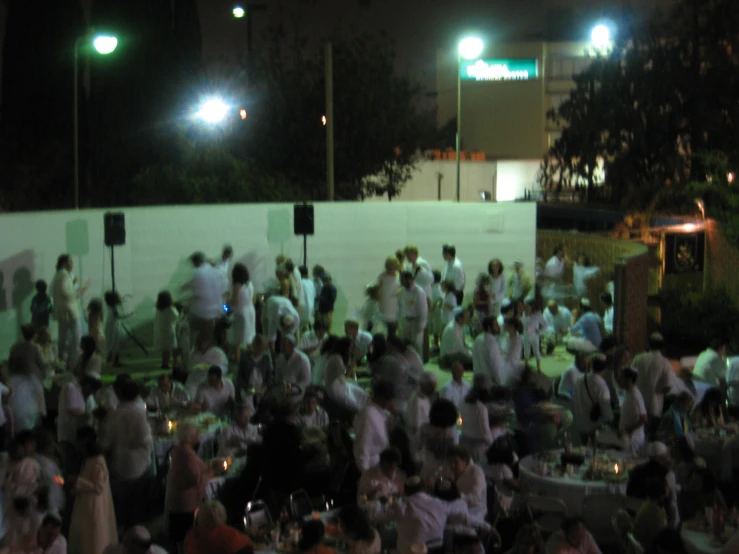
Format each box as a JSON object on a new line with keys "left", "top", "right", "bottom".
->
{"left": 104, "top": 212, "right": 126, "bottom": 246}
{"left": 294, "top": 204, "right": 314, "bottom": 235}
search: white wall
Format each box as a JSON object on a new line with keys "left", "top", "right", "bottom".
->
{"left": 0, "top": 202, "right": 536, "bottom": 354}
{"left": 367, "top": 160, "right": 539, "bottom": 202}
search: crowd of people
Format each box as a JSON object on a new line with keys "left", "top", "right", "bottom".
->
{"left": 0, "top": 242, "right": 737, "bottom": 554}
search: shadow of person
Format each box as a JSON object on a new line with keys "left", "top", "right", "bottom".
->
{"left": 12, "top": 267, "right": 35, "bottom": 328}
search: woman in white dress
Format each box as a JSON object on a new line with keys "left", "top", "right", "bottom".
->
{"left": 154, "top": 291, "right": 179, "bottom": 369}
{"left": 324, "top": 338, "right": 368, "bottom": 414}
{"left": 486, "top": 259, "right": 507, "bottom": 318}
{"left": 377, "top": 257, "right": 401, "bottom": 338}
{"left": 229, "top": 263, "right": 256, "bottom": 363}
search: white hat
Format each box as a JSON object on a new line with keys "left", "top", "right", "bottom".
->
{"left": 452, "top": 306, "right": 465, "bottom": 318}
{"left": 647, "top": 442, "right": 669, "bottom": 458}
{"left": 500, "top": 299, "right": 512, "bottom": 309}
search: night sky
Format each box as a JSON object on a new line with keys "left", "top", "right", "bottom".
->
{"left": 0, "top": 0, "right": 672, "bottom": 94}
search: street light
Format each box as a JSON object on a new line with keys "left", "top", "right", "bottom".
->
{"left": 591, "top": 23, "right": 611, "bottom": 50}
{"left": 232, "top": 4, "right": 246, "bottom": 18}
{"left": 456, "top": 36, "right": 484, "bottom": 202}
{"left": 74, "top": 32, "right": 118, "bottom": 209}
{"left": 195, "top": 97, "right": 230, "bottom": 125}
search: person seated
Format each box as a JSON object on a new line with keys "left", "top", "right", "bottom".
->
{"left": 324, "top": 338, "right": 368, "bottom": 414}
{"left": 298, "top": 320, "right": 328, "bottom": 361}
{"left": 406, "top": 372, "right": 437, "bottom": 442}
{"left": 557, "top": 352, "right": 588, "bottom": 398}
{"left": 192, "top": 366, "right": 235, "bottom": 418}
{"left": 542, "top": 300, "right": 573, "bottom": 353}
{"left": 418, "top": 399, "right": 459, "bottom": 480}
{"left": 483, "top": 436, "right": 520, "bottom": 515}
{"left": 633, "top": 476, "right": 672, "bottom": 550}
{"left": 220, "top": 404, "right": 261, "bottom": 457}
{"left": 448, "top": 445, "right": 487, "bottom": 519}
{"left": 235, "top": 335, "right": 273, "bottom": 412}
{"left": 440, "top": 308, "right": 473, "bottom": 370}
{"left": 184, "top": 500, "right": 254, "bottom": 554}
{"left": 656, "top": 392, "right": 694, "bottom": 444}
{"left": 298, "top": 520, "right": 336, "bottom": 554}
{"left": 312, "top": 336, "right": 338, "bottom": 386}
{"left": 627, "top": 442, "right": 680, "bottom": 528}
{"left": 344, "top": 320, "right": 373, "bottom": 365}
{"left": 337, "top": 505, "right": 381, "bottom": 554}
{"left": 544, "top": 517, "right": 602, "bottom": 554}
{"left": 618, "top": 367, "right": 648, "bottom": 456}
{"left": 37, "top": 512, "right": 66, "bottom": 554}
{"left": 440, "top": 362, "right": 471, "bottom": 408}
{"left": 275, "top": 334, "right": 311, "bottom": 396}
{"left": 691, "top": 387, "right": 725, "bottom": 428}
{"left": 298, "top": 390, "right": 329, "bottom": 428}
{"left": 189, "top": 322, "right": 230, "bottom": 375}
{"left": 459, "top": 374, "right": 494, "bottom": 462}
{"left": 357, "top": 447, "right": 406, "bottom": 502}
{"left": 146, "top": 374, "right": 190, "bottom": 413}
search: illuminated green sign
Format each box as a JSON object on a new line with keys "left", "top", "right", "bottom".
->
{"left": 460, "top": 59, "right": 539, "bottom": 81}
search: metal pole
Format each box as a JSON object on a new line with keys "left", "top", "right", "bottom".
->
{"left": 303, "top": 234, "right": 308, "bottom": 270}
{"left": 455, "top": 52, "right": 462, "bottom": 202}
{"left": 73, "top": 37, "right": 81, "bottom": 210}
{"left": 111, "top": 246, "right": 116, "bottom": 292}
{"left": 325, "top": 42, "right": 335, "bottom": 201}
{"left": 246, "top": 8, "right": 253, "bottom": 81}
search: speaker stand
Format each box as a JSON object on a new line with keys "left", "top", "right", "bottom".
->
{"left": 302, "top": 233, "right": 308, "bottom": 269}
{"left": 109, "top": 245, "right": 148, "bottom": 356}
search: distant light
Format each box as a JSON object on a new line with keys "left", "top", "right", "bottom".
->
{"left": 591, "top": 24, "right": 611, "bottom": 49}
{"left": 729, "top": 172, "right": 735, "bottom": 184}
{"left": 93, "top": 35, "right": 118, "bottom": 55}
{"left": 682, "top": 223, "right": 697, "bottom": 232}
{"left": 321, "top": 115, "right": 327, "bottom": 126}
{"left": 240, "top": 109, "right": 247, "bottom": 120}
{"left": 233, "top": 5, "right": 246, "bottom": 18}
{"left": 458, "top": 37, "right": 484, "bottom": 60}
{"left": 196, "top": 98, "right": 229, "bottom": 124}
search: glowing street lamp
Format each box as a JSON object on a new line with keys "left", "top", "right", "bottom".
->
{"left": 591, "top": 23, "right": 612, "bottom": 50}
{"left": 74, "top": 32, "right": 119, "bottom": 209}
{"left": 456, "top": 36, "right": 484, "bottom": 202}
{"left": 232, "top": 5, "right": 246, "bottom": 18}
{"left": 196, "top": 97, "right": 230, "bottom": 125}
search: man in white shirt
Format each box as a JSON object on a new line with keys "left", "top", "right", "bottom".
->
{"left": 146, "top": 374, "right": 190, "bottom": 412}
{"left": 448, "top": 445, "right": 487, "bottom": 519}
{"left": 558, "top": 353, "right": 589, "bottom": 398}
{"left": 472, "top": 316, "right": 505, "bottom": 386}
{"left": 275, "top": 334, "right": 311, "bottom": 395}
{"left": 406, "top": 245, "right": 435, "bottom": 362}
{"left": 218, "top": 244, "right": 233, "bottom": 283}
{"left": 543, "top": 244, "right": 567, "bottom": 281}
{"left": 693, "top": 338, "right": 728, "bottom": 386}
{"left": 193, "top": 366, "right": 235, "bottom": 418}
{"left": 220, "top": 403, "right": 261, "bottom": 456}
{"left": 299, "top": 265, "right": 316, "bottom": 331}
{"left": 633, "top": 333, "right": 675, "bottom": 435}
{"left": 287, "top": 259, "right": 303, "bottom": 313}
{"left": 400, "top": 271, "right": 429, "bottom": 356}
{"left": 52, "top": 254, "right": 88, "bottom": 367}
{"left": 102, "top": 380, "right": 153, "bottom": 529}
{"left": 182, "top": 252, "right": 228, "bottom": 343}
{"left": 406, "top": 371, "right": 437, "bottom": 440}
{"left": 442, "top": 245, "right": 466, "bottom": 304}
{"left": 600, "top": 292, "right": 614, "bottom": 335}
{"left": 265, "top": 295, "right": 300, "bottom": 353}
{"left": 572, "top": 354, "right": 613, "bottom": 444}
{"left": 344, "top": 320, "right": 373, "bottom": 364}
{"left": 354, "top": 381, "right": 394, "bottom": 472}
{"left": 357, "top": 447, "right": 406, "bottom": 501}
{"left": 440, "top": 307, "right": 472, "bottom": 369}
{"left": 441, "top": 362, "right": 471, "bottom": 407}
{"left": 298, "top": 391, "right": 329, "bottom": 428}
{"left": 618, "top": 367, "right": 647, "bottom": 455}
{"left": 298, "top": 320, "right": 327, "bottom": 363}
{"left": 542, "top": 300, "right": 573, "bottom": 354}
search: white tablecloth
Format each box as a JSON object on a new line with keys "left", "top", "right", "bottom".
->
{"left": 682, "top": 530, "right": 723, "bottom": 554}
{"left": 518, "top": 450, "right": 631, "bottom": 516}
{"left": 205, "top": 457, "right": 247, "bottom": 500}
{"left": 153, "top": 415, "right": 223, "bottom": 465}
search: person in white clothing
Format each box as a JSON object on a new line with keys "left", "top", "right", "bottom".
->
{"left": 440, "top": 307, "right": 472, "bottom": 369}
{"left": 406, "top": 371, "right": 437, "bottom": 443}
{"left": 57, "top": 372, "right": 101, "bottom": 473}
{"left": 442, "top": 245, "right": 466, "bottom": 304}
{"left": 217, "top": 244, "right": 233, "bottom": 282}
{"left": 298, "top": 320, "right": 328, "bottom": 362}
{"left": 600, "top": 292, "right": 614, "bottom": 335}
{"left": 405, "top": 245, "right": 434, "bottom": 361}
{"left": 264, "top": 295, "right": 300, "bottom": 353}
{"left": 193, "top": 366, "right": 235, "bottom": 418}
{"left": 187, "top": 324, "right": 230, "bottom": 396}
{"left": 357, "top": 447, "right": 406, "bottom": 501}
{"left": 522, "top": 297, "right": 548, "bottom": 372}
{"left": 502, "top": 317, "right": 524, "bottom": 385}
{"left": 229, "top": 263, "right": 256, "bottom": 362}
{"left": 486, "top": 259, "right": 507, "bottom": 318}
{"left": 287, "top": 259, "right": 303, "bottom": 313}
{"left": 440, "top": 363, "right": 471, "bottom": 407}
{"left": 572, "top": 254, "right": 600, "bottom": 298}
{"left": 572, "top": 354, "right": 613, "bottom": 444}
{"left": 154, "top": 291, "right": 179, "bottom": 369}
{"left": 542, "top": 300, "right": 573, "bottom": 354}
{"left": 146, "top": 374, "right": 190, "bottom": 413}
{"left": 324, "top": 338, "right": 368, "bottom": 414}
{"left": 633, "top": 333, "right": 675, "bottom": 434}
{"left": 345, "top": 320, "right": 373, "bottom": 364}
{"left": 472, "top": 316, "right": 505, "bottom": 386}
{"left": 353, "top": 381, "right": 394, "bottom": 472}
{"left": 693, "top": 338, "right": 728, "bottom": 386}
{"left": 458, "top": 374, "right": 494, "bottom": 462}
{"left": 618, "top": 367, "right": 647, "bottom": 455}
{"left": 543, "top": 244, "right": 567, "bottom": 281}
{"left": 400, "top": 271, "right": 428, "bottom": 355}
{"left": 298, "top": 391, "right": 329, "bottom": 428}
{"left": 275, "top": 334, "right": 311, "bottom": 395}
{"left": 52, "top": 254, "right": 89, "bottom": 367}
{"left": 181, "top": 252, "right": 228, "bottom": 344}
{"left": 441, "top": 280, "right": 459, "bottom": 330}
{"left": 558, "top": 353, "right": 588, "bottom": 398}
{"left": 220, "top": 404, "right": 261, "bottom": 456}
{"left": 299, "top": 265, "right": 316, "bottom": 331}
{"left": 448, "top": 445, "right": 487, "bottom": 519}
{"left": 378, "top": 257, "right": 402, "bottom": 337}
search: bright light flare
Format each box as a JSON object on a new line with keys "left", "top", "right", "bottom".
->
{"left": 196, "top": 98, "right": 229, "bottom": 124}
{"left": 458, "top": 37, "right": 484, "bottom": 60}
{"left": 682, "top": 223, "right": 697, "bottom": 232}
{"left": 233, "top": 5, "right": 246, "bottom": 18}
{"left": 729, "top": 172, "right": 735, "bottom": 184}
{"left": 321, "top": 115, "right": 327, "bottom": 126}
{"left": 240, "top": 109, "right": 248, "bottom": 120}
{"left": 591, "top": 24, "right": 611, "bottom": 49}
{"left": 93, "top": 35, "right": 118, "bottom": 55}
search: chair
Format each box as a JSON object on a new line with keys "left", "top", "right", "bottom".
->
{"left": 289, "top": 488, "right": 314, "bottom": 520}
{"left": 244, "top": 499, "right": 273, "bottom": 530}
{"left": 326, "top": 459, "right": 351, "bottom": 505}
{"left": 525, "top": 495, "right": 568, "bottom": 536}
{"left": 581, "top": 493, "right": 625, "bottom": 545}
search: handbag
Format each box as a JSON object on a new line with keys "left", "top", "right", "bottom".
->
{"left": 584, "top": 375, "right": 602, "bottom": 422}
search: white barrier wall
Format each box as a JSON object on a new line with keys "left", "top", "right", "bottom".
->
{"left": 0, "top": 202, "right": 536, "bottom": 354}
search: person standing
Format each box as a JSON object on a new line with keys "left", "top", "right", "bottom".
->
{"left": 400, "top": 271, "right": 428, "bottom": 356}
{"left": 317, "top": 273, "right": 337, "bottom": 333}
{"left": 182, "top": 252, "right": 228, "bottom": 346}
{"left": 354, "top": 381, "right": 395, "bottom": 472}
{"left": 229, "top": 263, "right": 256, "bottom": 363}
{"left": 378, "top": 257, "right": 401, "bottom": 338}
{"left": 633, "top": 333, "right": 675, "bottom": 438}
{"left": 405, "top": 245, "right": 434, "bottom": 362}
{"left": 572, "top": 354, "right": 613, "bottom": 445}
{"left": 264, "top": 295, "right": 300, "bottom": 353}
{"left": 441, "top": 245, "right": 466, "bottom": 305}
{"left": 472, "top": 316, "right": 505, "bottom": 386}
{"left": 52, "top": 254, "right": 88, "bottom": 368}
{"left": 486, "top": 259, "right": 506, "bottom": 318}
{"left": 507, "top": 261, "right": 532, "bottom": 304}
{"left": 299, "top": 265, "right": 316, "bottom": 332}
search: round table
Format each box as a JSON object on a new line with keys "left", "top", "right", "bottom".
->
{"left": 518, "top": 449, "right": 635, "bottom": 516}
{"left": 682, "top": 529, "right": 725, "bottom": 554}
{"left": 153, "top": 413, "right": 223, "bottom": 466}
{"left": 693, "top": 430, "right": 739, "bottom": 483}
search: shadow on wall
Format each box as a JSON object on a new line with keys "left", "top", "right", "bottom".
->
{"left": 237, "top": 251, "right": 269, "bottom": 294}
{"left": 0, "top": 249, "right": 36, "bottom": 351}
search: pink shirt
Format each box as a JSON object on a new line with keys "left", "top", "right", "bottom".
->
{"left": 165, "top": 444, "right": 213, "bottom": 513}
